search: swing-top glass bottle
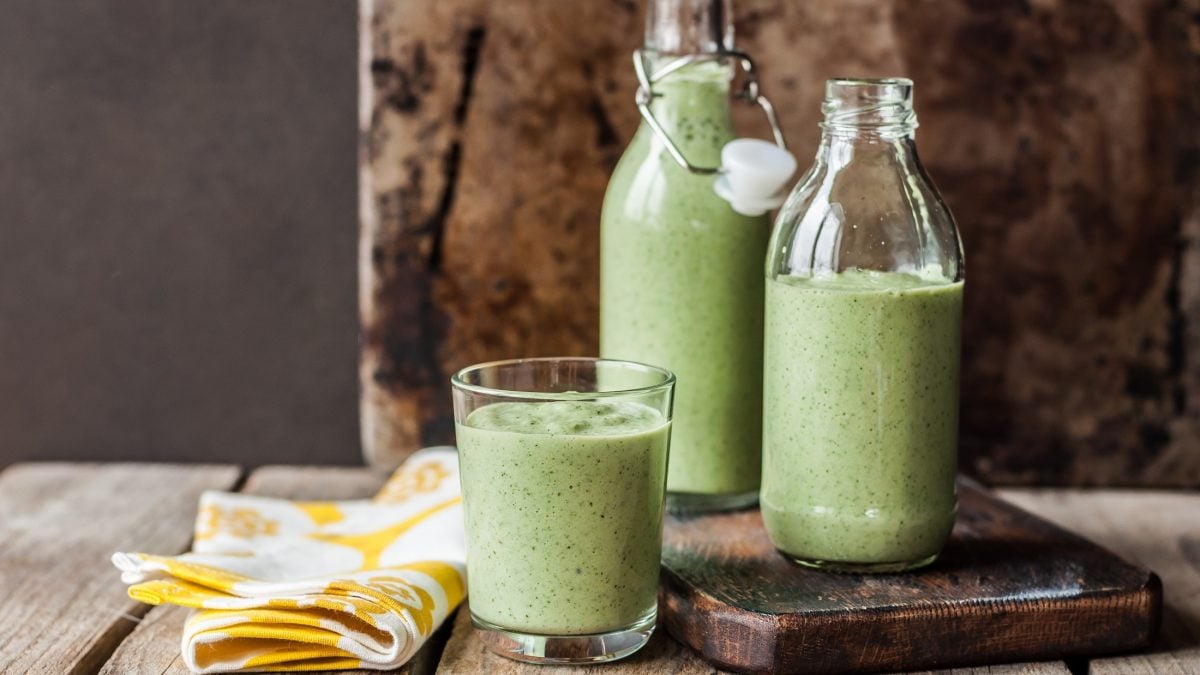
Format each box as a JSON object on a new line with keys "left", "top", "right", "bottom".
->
{"left": 601, "top": 0, "right": 773, "bottom": 513}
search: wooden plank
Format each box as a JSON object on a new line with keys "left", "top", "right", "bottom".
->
{"left": 661, "top": 481, "right": 1157, "bottom": 674}
{"left": 1089, "top": 653, "right": 1198, "bottom": 675}
{"left": 239, "top": 465, "right": 391, "bottom": 500}
{"left": 434, "top": 608, "right": 1069, "bottom": 674}
{"left": 435, "top": 606, "right": 721, "bottom": 674}
{"left": 100, "top": 466, "right": 449, "bottom": 675}
{"left": 1000, "top": 489, "right": 1200, "bottom": 674}
{"left": 95, "top": 600, "right": 194, "bottom": 675}
{"left": 0, "top": 462, "right": 241, "bottom": 674}
{"left": 916, "top": 666, "right": 1072, "bottom": 675}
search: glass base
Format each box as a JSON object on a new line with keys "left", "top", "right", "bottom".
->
{"left": 783, "top": 551, "right": 939, "bottom": 574}
{"left": 471, "top": 608, "right": 656, "bottom": 664}
{"left": 667, "top": 489, "right": 758, "bottom": 515}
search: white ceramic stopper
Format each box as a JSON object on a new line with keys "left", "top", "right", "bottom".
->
{"left": 712, "top": 138, "right": 797, "bottom": 216}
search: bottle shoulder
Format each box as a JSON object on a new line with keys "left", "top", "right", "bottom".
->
{"left": 767, "top": 147, "right": 964, "bottom": 281}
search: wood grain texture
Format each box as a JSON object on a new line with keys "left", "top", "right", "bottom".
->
{"left": 360, "top": 0, "right": 639, "bottom": 469}
{"left": 912, "top": 662, "right": 1075, "bottom": 672}
{"left": 913, "top": 666, "right": 1071, "bottom": 675}
{"left": 240, "top": 465, "right": 391, "bottom": 500}
{"left": 660, "top": 482, "right": 1160, "bottom": 674}
{"left": 97, "top": 601, "right": 192, "bottom": 675}
{"left": 433, "top": 606, "right": 1071, "bottom": 675}
{"left": 362, "top": 0, "right": 1200, "bottom": 486}
{"left": 1000, "top": 489, "right": 1200, "bottom": 675}
{"left": 99, "top": 466, "right": 449, "bottom": 675}
{"left": 0, "top": 462, "right": 241, "bottom": 674}
{"left": 9, "top": 462, "right": 1189, "bottom": 674}
{"left": 435, "top": 606, "right": 723, "bottom": 674}
{"left": 359, "top": 0, "right": 490, "bottom": 469}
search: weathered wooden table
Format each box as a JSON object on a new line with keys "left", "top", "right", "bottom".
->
{"left": 1, "top": 463, "right": 1196, "bottom": 674}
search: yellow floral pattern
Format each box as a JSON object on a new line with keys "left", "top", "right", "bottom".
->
{"left": 307, "top": 496, "right": 461, "bottom": 570}
{"left": 365, "top": 575, "right": 436, "bottom": 636}
{"left": 296, "top": 501, "right": 344, "bottom": 526}
{"left": 374, "top": 460, "right": 451, "bottom": 503}
{"left": 195, "top": 505, "right": 279, "bottom": 541}
{"left": 113, "top": 448, "right": 466, "bottom": 674}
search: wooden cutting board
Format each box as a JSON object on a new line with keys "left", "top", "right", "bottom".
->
{"left": 660, "top": 480, "right": 1161, "bottom": 675}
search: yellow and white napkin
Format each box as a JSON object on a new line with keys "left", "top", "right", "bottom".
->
{"left": 113, "top": 447, "right": 466, "bottom": 673}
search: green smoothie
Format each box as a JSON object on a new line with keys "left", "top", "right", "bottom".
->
{"left": 762, "top": 269, "right": 962, "bottom": 567}
{"left": 456, "top": 400, "right": 670, "bottom": 634}
{"left": 600, "top": 61, "right": 768, "bottom": 504}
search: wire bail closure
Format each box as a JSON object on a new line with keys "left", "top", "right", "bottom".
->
{"left": 634, "top": 48, "right": 788, "bottom": 176}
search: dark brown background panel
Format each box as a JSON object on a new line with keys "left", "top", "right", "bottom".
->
{"left": 1, "top": 0, "right": 1197, "bottom": 482}
{"left": 362, "top": 0, "right": 1200, "bottom": 485}
{"left": 0, "top": 0, "right": 360, "bottom": 466}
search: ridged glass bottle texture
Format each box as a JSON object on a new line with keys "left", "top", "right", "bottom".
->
{"left": 761, "top": 78, "right": 965, "bottom": 571}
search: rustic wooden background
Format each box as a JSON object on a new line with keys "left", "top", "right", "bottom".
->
{"left": 361, "top": 0, "right": 1200, "bottom": 486}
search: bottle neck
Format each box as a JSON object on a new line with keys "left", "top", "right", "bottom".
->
{"left": 650, "top": 63, "right": 733, "bottom": 121}
{"left": 809, "top": 133, "right": 919, "bottom": 206}
{"left": 816, "top": 130, "right": 916, "bottom": 165}
{"left": 638, "top": 63, "right": 734, "bottom": 169}
{"left": 819, "top": 78, "right": 917, "bottom": 144}
{"left": 641, "top": 0, "right": 735, "bottom": 125}
{"left": 645, "top": 0, "right": 733, "bottom": 56}
{"left": 769, "top": 77, "right": 962, "bottom": 282}
{"left": 637, "top": 0, "right": 737, "bottom": 168}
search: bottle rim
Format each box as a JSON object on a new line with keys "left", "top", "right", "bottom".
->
{"left": 821, "top": 77, "right": 917, "bottom": 132}
{"left": 826, "top": 77, "right": 914, "bottom": 88}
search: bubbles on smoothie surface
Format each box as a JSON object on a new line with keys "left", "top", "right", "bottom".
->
{"left": 466, "top": 400, "right": 663, "bottom": 436}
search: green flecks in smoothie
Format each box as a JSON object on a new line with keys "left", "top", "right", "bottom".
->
{"left": 761, "top": 269, "right": 962, "bottom": 564}
{"left": 600, "top": 61, "right": 768, "bottom": 497}
{"left": 457, "top": 401, "right": 670, "bottom": 635}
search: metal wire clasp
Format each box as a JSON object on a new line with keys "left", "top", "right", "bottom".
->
{"left": 634, "top": 48, "right": 788, "bottom": 176}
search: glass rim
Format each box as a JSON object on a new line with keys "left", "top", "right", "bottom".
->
{"left": 450, "top": 357, "right": 676, "bottom": 400}
{"left": 826, "top": 76, "right": 913, "bottom": 88}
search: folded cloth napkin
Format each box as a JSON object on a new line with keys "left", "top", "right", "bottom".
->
{"left": 113, "top": 447, "right": 466, "bottom": 673}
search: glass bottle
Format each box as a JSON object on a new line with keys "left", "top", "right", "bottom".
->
{"left": 600, "top": 0, "right": 769, "bottom": 512}
{"left": 762, "top": 78, "right": 965, "bottom": 572}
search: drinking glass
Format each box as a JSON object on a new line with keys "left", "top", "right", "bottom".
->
{"left": 451, "top": 357, "right": 674, "bottom": 663}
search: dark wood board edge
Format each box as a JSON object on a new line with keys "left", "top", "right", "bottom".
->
{"left": 660, "top": 485, "right": 1164, "bottom": 675}
{"left": 662, "top": 571, "right": 1161, "bottom": 675}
